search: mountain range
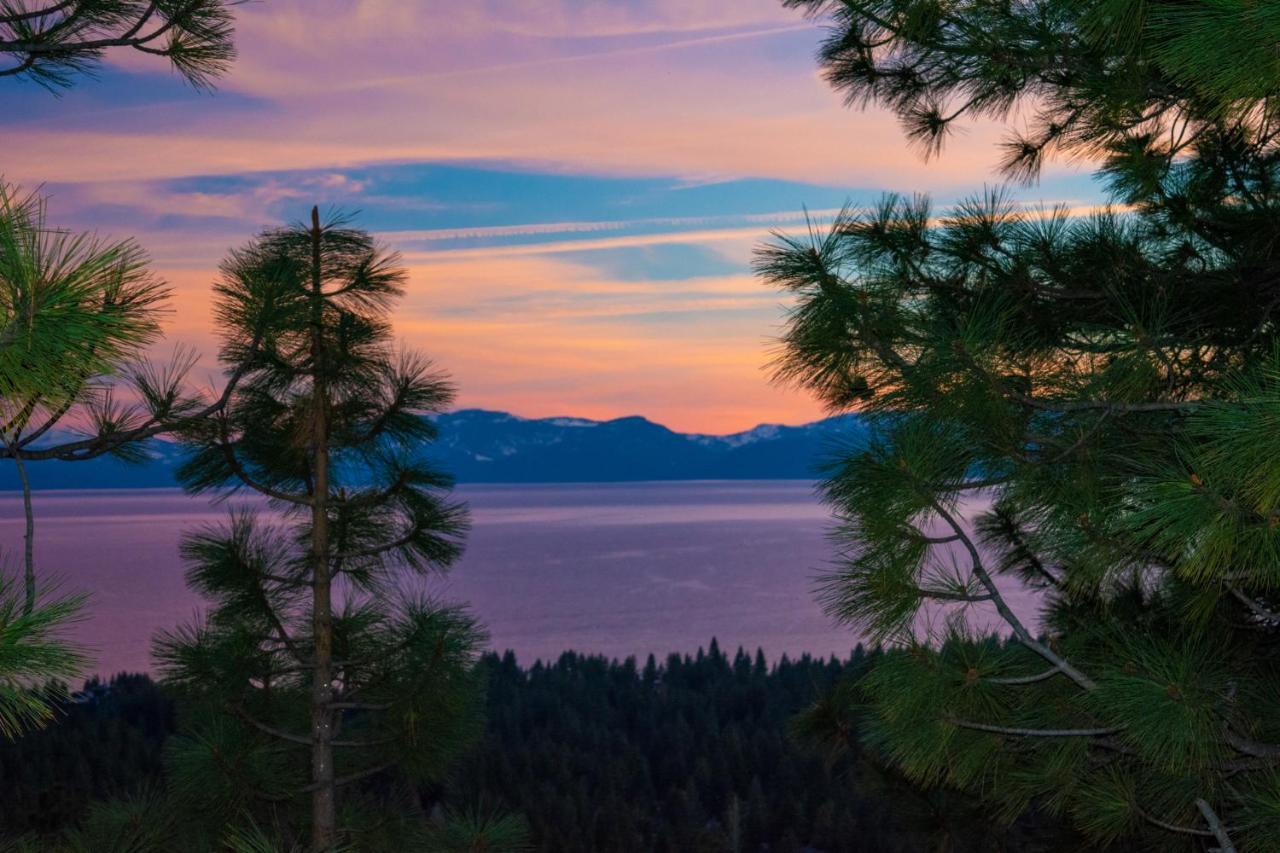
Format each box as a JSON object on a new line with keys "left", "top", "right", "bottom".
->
{"left": 0, "top": 409, "right": 868, "bottom": 490}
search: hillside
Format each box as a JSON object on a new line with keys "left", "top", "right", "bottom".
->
{"left": 0, "top": 410, "right": 867, "bottom": 489}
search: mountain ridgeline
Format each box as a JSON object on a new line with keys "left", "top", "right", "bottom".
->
{"left": 0, "top": 410, "right": 867, "bottom": 489}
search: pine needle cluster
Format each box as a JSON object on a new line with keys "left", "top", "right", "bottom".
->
{"left": 767, "top": 2, "right": 1280, "bottom": 849}
{"left": 0, "top": 0, "right": 237, "bottom": 90}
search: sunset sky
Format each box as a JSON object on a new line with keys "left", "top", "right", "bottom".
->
{"left": 2, "top": 0, "right": 1102, "bottom": 433}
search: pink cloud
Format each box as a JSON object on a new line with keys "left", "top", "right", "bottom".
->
{"left": 4, "top": 0, "right": 1030, "bottom": 190}
{"left": 3, "top": 1, "right": 1100, "bottom": 432}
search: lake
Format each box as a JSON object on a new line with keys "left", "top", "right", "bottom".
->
{"left": 0, "top": 481, "right": 1033, "bottom": 676}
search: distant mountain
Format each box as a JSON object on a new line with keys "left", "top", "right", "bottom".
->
{"left": 0, "top": 410, "right": 867, "bottom": 490}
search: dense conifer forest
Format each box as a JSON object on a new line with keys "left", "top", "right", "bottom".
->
{"left": 0, "top": 643, "right": 1086, "bottom": 852}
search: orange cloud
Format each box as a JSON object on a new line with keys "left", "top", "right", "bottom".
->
{"left": 3, "top": 0, "right": 1103, "bottom": 432}
{"left": 4, "top": 1, "right": 1032, "bottom": 191}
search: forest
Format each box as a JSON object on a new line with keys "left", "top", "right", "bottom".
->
{"left": 0, "top": 642, "right": 1084, "bottom": 852}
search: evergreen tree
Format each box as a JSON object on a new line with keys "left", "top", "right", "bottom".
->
{"left": 0, "top": 180, "right": 173, "bottom": 610}
{"left": 0, "top": 179, "right": 170, "bottom": 734}
{"left": 156, "top": 208, "right": 483, "bottom": 852}
{"left": 0, "top": 181, "right": 240, "bottom": 743}
{"left": 0, "top": 0, "right": 242, "bottom": 726}
{"left": 765, "top": 1, "right": 1280, "bottom": 849}
{"left": 1, "top": 0, "right": 238, "bottom": 90}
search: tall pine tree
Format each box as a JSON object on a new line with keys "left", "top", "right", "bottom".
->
{"left": 157, "top": 209, "right": 483, "bottom": 851}
{"left": 767, "top": 1, "right": 1280, "bottom": 848}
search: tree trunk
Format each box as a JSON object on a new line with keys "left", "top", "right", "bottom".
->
{"left": 307, "top": 206, "right": 337, "bottom": 852}
{"left": 16, "top": 453, "right": 34, "bottom": 615}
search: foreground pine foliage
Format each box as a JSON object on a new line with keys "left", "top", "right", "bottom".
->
{"left": 765, "top": 1, "right": 1280, "bottom": 849}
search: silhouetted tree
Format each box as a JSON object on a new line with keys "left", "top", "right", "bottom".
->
{"left": 156, "top": 209, "right": 483, "bottom": 851}
{"left": 2, "top": 644, "right": 1089, "bottom": 851}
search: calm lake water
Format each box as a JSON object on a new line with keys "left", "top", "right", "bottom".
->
{"left": 0, "top": 481, "right": 1033, "bottom": 677}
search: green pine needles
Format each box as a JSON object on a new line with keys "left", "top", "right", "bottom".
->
{"left": 766, "top": 1, "right": 1280, "bottom": 849}
{"left": 1, "top": 0, "right": 238, "bottom": 90}
{"left": 155, "top": 210, "right": 485, "bottom": 852}
{"left": 785, "top": 0, "right": 1280, "bottom": 181}
{"left": 0, "top": 563, "right": 85, "bottom": 740}
{"left": 0, "top": 180, "right": 171, "bottom": 612}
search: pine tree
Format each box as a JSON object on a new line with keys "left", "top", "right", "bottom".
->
{"left": 1, "top": 1, "right": 238, "bottom": 90}
{"left": 0, "top": 181, "right": 175, "bottom": 610}
{"left": 765, "top": 1, "right": 1280, "bottom": 849}
{"left": 156, "top": 208, "right": 484, "bottom": 851}
{"left": 0, "top": 180, "right": 168, "bottom": 735}
{"left": 1, "top": 0, "right": 242, "bottom": 592}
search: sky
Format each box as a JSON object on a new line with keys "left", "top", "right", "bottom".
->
{"left": 1, "top": 0, "right": 1103, "bottom": 434}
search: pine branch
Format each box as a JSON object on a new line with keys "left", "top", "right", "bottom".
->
{"left": 229, "top": 704, "right": 311, "bottom": 746}
{"left": 213, "top": 419, "right": 311, "bottom": 506}
{"left": 986, "top": 667, "right": 1063, "bottom": 686}
{"left": 333, "top": 468, "right": 411, "bottom": 510}
{"left": 299, "top": 761, "right": 393, "bottom": 793}
{"left": 0, "top": 348, "right": 255, "bottom": 462}
{"left": 1227, "top": 585, "right": 1280, "bottom": 623}
{"left": 929, "top": 497, "right": 1098, "bottom": 691}
{"left": 1195, "top": 799, "right": 1237, "bottom": 853}
{"left": 0, "top": 0, "right": 238, "bottom": 89}
{"left": 946, "top": 718, "right": 1119, "bottom": 738}
{"left": 330, "top": 523, "right": 421, "bottom": 563}
{"left": 1136, "top": 807, "right": 1216, "bottom": 838}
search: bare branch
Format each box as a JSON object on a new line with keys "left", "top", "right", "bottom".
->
{"left": 1224, "top": 729, "right": 1280, "bottom": 760}
{"left": 0, "top": 2, "right": 77, "bottom": 25}
{"left": 331, "top": 524, "right": 421, "bottom": 563}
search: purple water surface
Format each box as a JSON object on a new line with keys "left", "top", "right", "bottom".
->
{"left": 0, "top": 481, "right": 1036, "bottom": 677}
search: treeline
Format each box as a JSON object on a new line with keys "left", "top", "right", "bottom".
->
{"left": 0, "top": 643, "right": 1088, "bottom": 852}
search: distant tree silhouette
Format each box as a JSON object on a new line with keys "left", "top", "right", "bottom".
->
{"left": 0, "top": 645, "right": 1088, "bottom": 851}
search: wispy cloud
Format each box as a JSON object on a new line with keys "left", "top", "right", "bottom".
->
{"left": 1, "top": 0, "right": 1106, "bottom": 431}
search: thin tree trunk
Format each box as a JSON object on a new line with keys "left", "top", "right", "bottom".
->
{"left": 4, "top": 435, "right": 36, "bottom": 614}
{"left": 15, "top": 453, "right": 34, "bottom": 615}
{"left": 307, "top": 206, "right": 337, "bottom": 852}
